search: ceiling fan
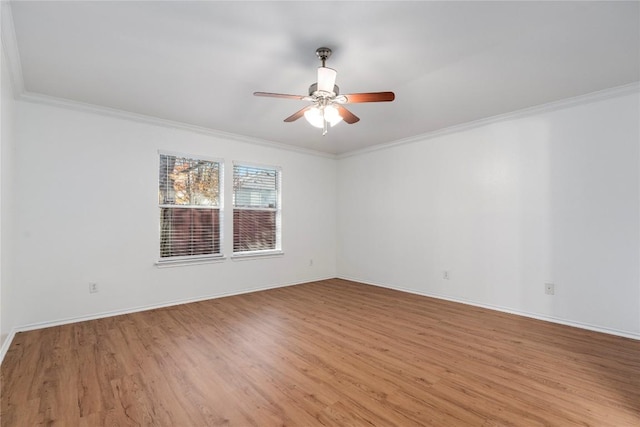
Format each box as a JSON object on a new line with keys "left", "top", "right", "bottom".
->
{"left": 254, "top": 47, "right": 395, "bottom": 135}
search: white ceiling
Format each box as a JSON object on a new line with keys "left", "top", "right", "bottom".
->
{"left": 6, "top": 1, "right": 640, "bottom": 155}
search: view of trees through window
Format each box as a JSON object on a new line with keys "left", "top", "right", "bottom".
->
{"left": 159, "top": 154, "right": 221, "bottom": 258}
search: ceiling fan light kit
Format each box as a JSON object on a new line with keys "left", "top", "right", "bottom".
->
{"left": 254, "top": 47, "right": 395, "bottom": 136}
{"left": 304, "top": 103, "right": 342, "bottom": 129}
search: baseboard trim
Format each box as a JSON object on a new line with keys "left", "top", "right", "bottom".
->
{"left": 0, "top": 276, "right": 334, "bottom": 366}
{"left": 0, "top": 328, "right": 18, "bottom": 366}
{"left": 4, "top": 274, "right": 636, "bottom": 367}
{"left": 338, "top": 276, "right": 640, "bottom": 341}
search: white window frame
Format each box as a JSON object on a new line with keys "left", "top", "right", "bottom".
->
{"left": 231, "top": 162, "right": 282, "bottom": 259}
{"left": 156, "top": 151, "right": 225, "bottom": 267}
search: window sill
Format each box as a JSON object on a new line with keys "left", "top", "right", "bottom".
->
{"left": 155, "top": 256, "right": 226, "bottom": 268}
{"left": 231, "top": 250, "right": 284, "bottom": 261}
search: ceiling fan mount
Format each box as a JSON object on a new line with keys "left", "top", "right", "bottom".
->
{"left": 315, "top": 47, "right": 332, "bottom": 66}
{"left": 254, "top": 46, "right": 395, "bottom": 135}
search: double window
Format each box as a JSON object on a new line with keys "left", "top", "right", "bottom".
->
{"left": 158, "top": 153, "right": 281, "bottom": 262}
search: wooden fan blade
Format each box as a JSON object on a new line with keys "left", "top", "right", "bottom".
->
{"left": 337, "top": 105, "right": 360, "bottom": 124}
{"left": 284, "top": 106, "right": 310, "bottom": 122}
{"left": 343, "top": 92, "right": 395, "bottom": 103}
{"left": 254, "top": 92, "right": 306, "bottom": 100}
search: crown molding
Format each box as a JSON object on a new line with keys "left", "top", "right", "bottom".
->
{"left": 1, "top": 2, "right": 25, "bottom": 97}
{"left": 5, "top": 0, "right": 636, "bottom": 162}
{"left": 1, "top": 0, "right": 335, "bottom": 160}
{"left": 18, "top": 91, "right": 338, "bottom": 159}
{"left": 13, "top": 81, "right": 640, "bottom": 162}
{"left": 338, "top": 82, "right": 640, "bottom": 159}
{"left": 18, "top": 81, "right": 638, "bottom": 162}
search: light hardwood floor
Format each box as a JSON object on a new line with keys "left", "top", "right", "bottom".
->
{"left": 1, "top": 279, "right": 639, "bottom": 426}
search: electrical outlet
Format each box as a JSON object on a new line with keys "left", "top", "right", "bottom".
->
{"left": 89, "top": 283, "right": 99, "bottom": 294}
{"left": 443, "top": 270, "right": 450, "bottom": 280}
{"left": 545, "top": 283, "right": 555, "bottom": 295}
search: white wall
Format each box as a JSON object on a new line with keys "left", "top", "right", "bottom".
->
{"left": 0, "top": 24, "right": 17, "bottom": 351}
{"left": 12, "top": 101, "right": 337, "bottom": 327}
{"left": 6, "top": 83, "right": 640, "bottom": 340}
{"left": 337, "top": 90, "right": 640, "bottom": 337}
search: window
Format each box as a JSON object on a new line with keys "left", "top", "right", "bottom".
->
{"left": 159, "top": 153, "right": 222, "bottom": 261}
{"left": 233, "top": 163, "right": 281, "bottom": 255}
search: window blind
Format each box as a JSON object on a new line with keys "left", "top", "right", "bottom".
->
{"left": 159, "top": 154, "right": 222, "bottom": 259}
{"left": 233, "top": 164, "right": 280, "bottom": 253}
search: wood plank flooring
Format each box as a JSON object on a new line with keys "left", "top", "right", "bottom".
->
{"left": 2, "top": 278, "right": 639, "bottom": 426}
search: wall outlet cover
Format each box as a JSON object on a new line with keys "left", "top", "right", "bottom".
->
{"left": 545, "top": 283, "right": 555, "bottom": 295}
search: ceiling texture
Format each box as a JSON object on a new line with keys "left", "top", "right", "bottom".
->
{"left": 5, "top": 1, "right": 640, "bottom": 155}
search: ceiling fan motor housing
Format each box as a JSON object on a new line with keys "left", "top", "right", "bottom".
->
{"left": 309, "top": 83, "right": 339, "bottom": 97}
